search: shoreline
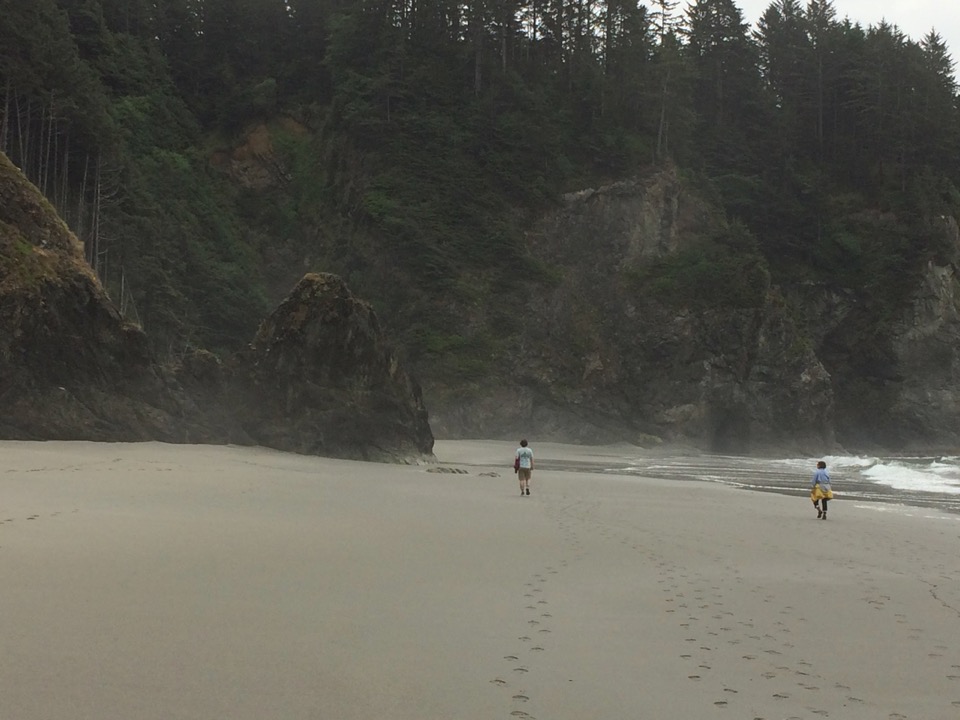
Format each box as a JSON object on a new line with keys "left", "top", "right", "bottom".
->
{"left": 437, "top": 439, "right": 960, "bottom": 516}
{"left": 2, "top": 439, "right": 960, "bottom": 719}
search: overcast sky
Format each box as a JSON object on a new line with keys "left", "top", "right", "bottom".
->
{"left": 734, "top": 0, "right": 960, "bottom": 66}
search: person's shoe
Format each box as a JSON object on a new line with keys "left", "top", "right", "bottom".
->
{"left": 821, "top": 513, "right": 827, "bottom": 520}
{"left": 526, "top": 488, "right": 530, "bottom": 495}
{"left": 817, "top": 509, "right": 823, "bottom": 518}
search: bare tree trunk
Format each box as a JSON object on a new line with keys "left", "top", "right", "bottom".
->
{"left": 91, "top": 153, "right": 102, "bottom": 274}
{"left": 59, "top": 131, "right": 70, "bottom": 218}
{"left": 0, "top": 77, "right": 10, "bottom": 155}
{"left": 77, "top": 152, "right": 90, "bottom": 251}
{"left": 470, "top": 3, "right": 482, "bottom": 97}
{"left": 43, "top": 97, "right": 56, "bottom": 197}
{"left": 37, "top": 101, "right": 46, "bottom": 190}
{"left": 14, "top": 94, "right": 28, "bottom": 170}
{"left": 657, "top": 66, "right": 671, "bottom": 159}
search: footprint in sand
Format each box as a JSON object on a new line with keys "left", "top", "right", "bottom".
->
{"left": 504, "top": 655, "right": 519, "bottom": 661}
{"left": 512, "top": 694, "right": 529, "bottom": 702}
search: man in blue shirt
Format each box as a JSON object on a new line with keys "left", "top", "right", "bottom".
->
{"left": 516, "top": 439, "right": 534, "bottom": 496}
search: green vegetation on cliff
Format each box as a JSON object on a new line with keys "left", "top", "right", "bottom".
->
{"left": 2, "top": 0, "right": 959, "bottom": 383}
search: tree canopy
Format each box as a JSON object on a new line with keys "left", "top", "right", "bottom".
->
{"left": 2, "top": 0, "right": 958, "bottom": 361}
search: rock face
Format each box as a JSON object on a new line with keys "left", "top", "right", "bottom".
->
{"left": 228, "top": 273, "right": 434, "bottom": 461}
{"left": 0, "top": 152, "right": 433, "bottom": 461}
{"left": 0, "top": 152, "right": 235, "bottom": 443}
{"left": 429, "top": 166, "right": 837, "bottom": 453}
{"left": 818, "top": 217, "right": 960, "bottom": 451}
{"left": 429, "top": 165, "right": 960, "bottom": 453}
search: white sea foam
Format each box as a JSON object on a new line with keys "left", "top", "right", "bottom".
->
{"left": 613, "top": 452, "right": 960, "bottom": 511}
{"left": 862, "top": 459, "right": 960, "bottom": 495}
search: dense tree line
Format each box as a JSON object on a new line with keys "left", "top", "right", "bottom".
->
{"left": 1, "top": 0, "right": 958, "bottom": 360}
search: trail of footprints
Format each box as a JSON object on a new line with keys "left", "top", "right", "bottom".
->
{"left": 0, "top": 509, "right": 74, "bottom": 526}
{"left": 490, "top": 494, "right": 595, "bottom": 719}
{"left": 490, "top": 565, "right": 560, "bottom": 719}
{"left": 539, "top": 499, "right": 960, "bottom": 718}
{"left": 0, "top": 510, "right": 78, "bottom": 550}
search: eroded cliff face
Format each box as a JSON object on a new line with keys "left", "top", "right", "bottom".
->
{"left": 429, "top": 167, "right": 960, "bottom": 453}
{"left": 428, "top": 166, "right": 836, "bottom": 453}
{"left": 839, "top": 217, "right": 960, "bottom": 450}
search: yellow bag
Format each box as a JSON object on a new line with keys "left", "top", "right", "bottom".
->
{"left": 811, "top": 484, "right": 833, "bottom": 501}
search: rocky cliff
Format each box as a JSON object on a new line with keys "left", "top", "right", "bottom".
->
{"left": 226, "top": 273, "right": 434, "bottom": 461}
{"left": 426, "top": 166, "right": 836, "bottom": 453}
{"left": 811, "top": 216, "right": 960, "bottom": 451}
{"left": 0, "top": 152, "right": 433, "bottom": 461}
{"left": 0, "top": 152, "right": 235, "bottom": 443}
{"left": 426, "top": 166, "right": 960, "bottom": 454}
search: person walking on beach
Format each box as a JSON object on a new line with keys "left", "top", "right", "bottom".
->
{"left": 516, "top": 439, "right": 534, "bottom": 496}
{"left": 811, "top": 460, "right": 833, "bottom": 519}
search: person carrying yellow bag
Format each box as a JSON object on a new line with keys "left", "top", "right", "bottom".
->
{"left": 811, "top": 460, "right": 833, "bottom": 519}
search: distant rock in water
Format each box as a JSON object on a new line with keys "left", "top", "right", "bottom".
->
{"left": 227, "top": 273, "right": 434, "bottom": 461}
{"left": 0, "top": 152, "right": 434, "bottom": 461}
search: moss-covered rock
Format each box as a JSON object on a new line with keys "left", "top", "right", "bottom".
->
{"left": 228, "top": 273, "right": 434, "bottom": 461}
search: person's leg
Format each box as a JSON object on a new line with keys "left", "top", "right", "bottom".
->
{"left": 526, "top": 473, "right": 531, "bottom": 495}
{"left": 821, "top": 498, "right": 828, "bottom": 518}
{"left": 813, "top": 499, "right": 821, "bottom": 517}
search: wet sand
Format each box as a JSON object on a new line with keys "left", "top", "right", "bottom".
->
{"left": 2, "top": 439, "right": 959, "bottom": 719}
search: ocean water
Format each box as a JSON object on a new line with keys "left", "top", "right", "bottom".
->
{"left": 547, "top": 452, "right": 960, "bottom": 516}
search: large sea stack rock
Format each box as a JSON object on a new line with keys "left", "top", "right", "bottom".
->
{"left": 229, "top": 273, "right": 434, "bottom": 461}
{"left": 0, "top": 152, "right": 238, "bottom": 442}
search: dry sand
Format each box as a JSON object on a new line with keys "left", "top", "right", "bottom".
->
{"left": 2, "top": 439, "right": 959, "bottom": 719}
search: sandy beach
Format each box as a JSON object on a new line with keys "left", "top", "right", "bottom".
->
{"left": 2, "top": 439, "right": 959, "bottom": 719}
